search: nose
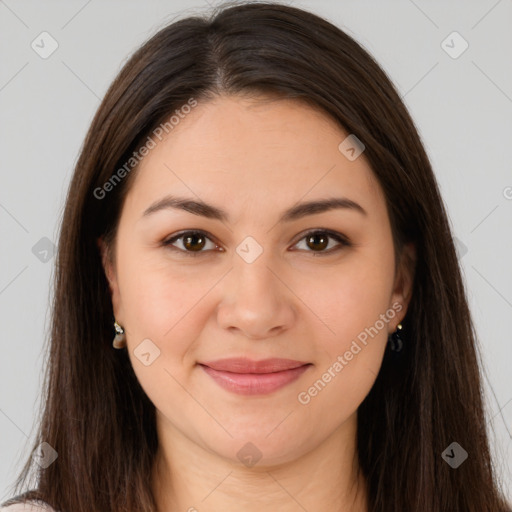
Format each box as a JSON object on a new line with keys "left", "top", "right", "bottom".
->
{"left": 216, "top": 249, "right": 296, "bottom": 340}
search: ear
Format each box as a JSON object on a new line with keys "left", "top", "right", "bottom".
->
{"left": 97, "top": 236, "right": 124, "bottom": 323}
{"left": 390, "top": 242, "right": 416, "bottom": 329}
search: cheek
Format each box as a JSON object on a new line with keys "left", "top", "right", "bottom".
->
{"left": 117, "top": 245, "right": 220, "bottom": 361}
{"left": 117, "top": 257, "right": 213, "bottom": 410}
{"left": 304, "top": 252, "right": 395, "bottom": 353}
{"left": 296, "top": 259, "right": 395, "bottom": 422}
{"left": 295, "top": 241, "right": 396, "bottom": 419}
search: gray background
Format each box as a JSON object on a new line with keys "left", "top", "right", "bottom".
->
{"left": 1, "top": 0, "right": 511, "bottom": 502}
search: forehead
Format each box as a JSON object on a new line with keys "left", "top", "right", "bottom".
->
{"left": 123, "top": 94, "right": 382, "bottom": 220}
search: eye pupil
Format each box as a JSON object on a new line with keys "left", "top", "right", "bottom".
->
{"left": 184, "top": 233, "right": 206, "bottom": 251}
{"left": 167, "top": 229, "right": 345, "bottom": 256}
{"left": 306, "top": 233, "right": 329, "bottom": 251}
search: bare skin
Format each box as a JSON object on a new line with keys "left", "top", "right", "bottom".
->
{"left": 100, "top": 94, "right": 415, "bottom": 512}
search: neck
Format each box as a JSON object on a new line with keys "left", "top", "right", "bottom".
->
{"left": 151, "top": 412, "right": 368, "bottom": 512}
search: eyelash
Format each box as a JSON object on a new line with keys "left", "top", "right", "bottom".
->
{"left": 161, "top": 229, "right": 352, "bottom": 257}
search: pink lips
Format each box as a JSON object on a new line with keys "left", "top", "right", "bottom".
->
{"left": 199, "top": 357, "right": 312, "bottom": 396}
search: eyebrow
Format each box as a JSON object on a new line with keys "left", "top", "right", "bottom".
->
{"left": 142, "top": 195, "right": 367, "bottom": 222}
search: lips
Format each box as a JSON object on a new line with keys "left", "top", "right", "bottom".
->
{"left": 201, "top": 357, "right": 309, "bottom": 373}
{"left": 199, "top": 357, "right": 312, "bottom": 395}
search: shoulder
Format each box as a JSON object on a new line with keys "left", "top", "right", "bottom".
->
{"left": 0, "top": 501, "right": 56, "bottom": 512}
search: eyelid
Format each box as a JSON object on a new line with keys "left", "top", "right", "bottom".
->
{"left": 162, "top": 229, "right": 222, "bottom": 255}
{"left": 291, "top": 228, "right": 351, "bottom": 251}
{"left": 162, "top": 228, "right": 351, "bottom": 256}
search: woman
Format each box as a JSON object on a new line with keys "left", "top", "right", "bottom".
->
{"left": 2, "top": 2, "right": 510, "bottom": 511}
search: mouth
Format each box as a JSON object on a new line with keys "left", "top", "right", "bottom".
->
{"left": 198, "top": 357, "right": 312, "bottom": 396}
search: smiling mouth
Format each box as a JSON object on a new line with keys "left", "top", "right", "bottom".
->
{"left": 198, "top": 358, "right": 312, "bottom": 395}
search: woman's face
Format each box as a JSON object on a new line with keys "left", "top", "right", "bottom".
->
{"left": 101, "top": 94, "right": 414, "bottom": 466}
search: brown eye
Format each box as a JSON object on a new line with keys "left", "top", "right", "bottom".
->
{"left": 163, "top": 230, "right": 218, "bottom": 255}
{"left": 305, "top": 232, "right": 329, "bottom": 251}
{"left": 293, "top": 230, "right": 350, "bottom": 254}
{"left": 182, "top": 232, "right": 206, "bottom": 252}
{"left": 163, "top": 229, "right": 350, "bottom": 257}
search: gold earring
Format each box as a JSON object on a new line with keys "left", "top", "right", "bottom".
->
{"left": 113, "top": 321, "right": 127, "bottom": 349}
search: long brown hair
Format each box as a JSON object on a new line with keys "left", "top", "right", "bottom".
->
{"left": 3, "top": 2, "right": 510, "bottom": 511}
